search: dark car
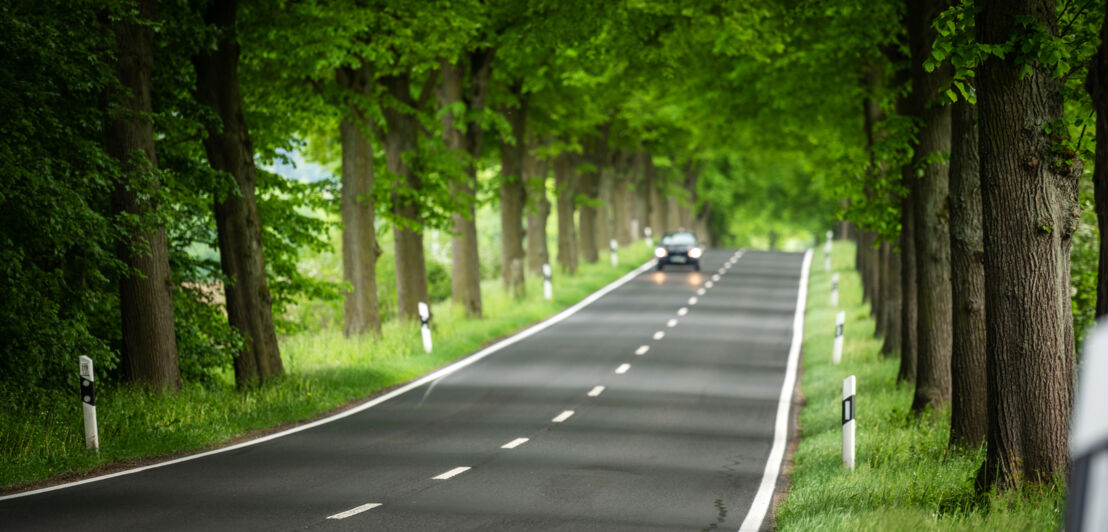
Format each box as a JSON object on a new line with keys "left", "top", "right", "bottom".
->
{"left": 655, "top": 231, "right": 702, "bottom": 271}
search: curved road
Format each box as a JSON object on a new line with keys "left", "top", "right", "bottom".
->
{"left": 1, "top": 249, "right": 809, "bottom": 531}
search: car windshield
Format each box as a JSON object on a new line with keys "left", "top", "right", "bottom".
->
{"left": 662, "top": 233, "right": 697, "bottom": 246}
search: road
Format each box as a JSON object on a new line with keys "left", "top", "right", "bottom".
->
{"left": 0, "top": 249, "right": 810, "bottom": 531}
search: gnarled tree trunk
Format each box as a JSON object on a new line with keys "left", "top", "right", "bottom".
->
{"left": 194, "top": 0, "right": 283, "bottom": 386}
{"left": 337, "top": 65, "right": 381, "bottom": 336}
{"left": 108, "top": 0, "right": 180, "bottom": 390}
{"left": 907, "top": 0, "right": 953, "bottom": 413}
{"left": 977, "top": 0, "right": 1080, "bottom": 490}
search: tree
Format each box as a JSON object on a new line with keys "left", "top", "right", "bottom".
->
{"left": 976, "top": 0, "right": 1081, "bottom": 490}
{"left": 499, "top": 86, "right": 528, "bottom": 297}
{"left": 193, "top": 0, "right": 283, "bottom": 386}
{"left": 525, "top": 137, "right": 552, "bottom": 274}
{"left": 106, "top": 0, "right": 181, "bottom": 390}
{"left": 554, "top": 149, "right": 579, "bottom": 273}
{"left": 1088, "top": 3, "right": 1108, "bottom": 319}
{"left": 906, "top": 0, "right": 954, "bottom": 413}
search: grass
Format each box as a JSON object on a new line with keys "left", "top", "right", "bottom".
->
{"left": 776, "top": 240, "right": 1065, "bottom": 531}
{"left": 0, "top": 245, "right": 653, "bottom": 492}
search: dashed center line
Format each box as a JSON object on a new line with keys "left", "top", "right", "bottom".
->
{"left": 712, "top": 274, "right": 721, "bottom": 282}
{"left": 432, "top": 467, "right": 471, "bottom": 480}
{"left": 587, "top": 385, "right": 605, "bottom": 397}
{"left": 666, "top": 318, "right": 678, "bottom": 328}
{"left": 552, "top": 410, "right": 575, "bottom": 422}
{"left": 615, "top": 363, "right": 631, "bottom": 374}
{"left": 501, "top": 438, "right": 529, "bottom": 449}
{"left": 327, "top": 502, "right": 381, "bottom": 520}
{"left": 653, "top": 331, "right": 665, "bottom": 340}
{"left": 697, "top": 288, "right": 706, "bottom": 296}
{"left": 718, "top": 268, "right": 725, "bottom": 275}
{"left": 705, "top": 281, "right": 714, "bottom": 288}
{"left": 688, "top": 296, "right": 698, "bottom": 305}
{"left": 635, "top": 345, "right": 650, "bottom": 355}
{"left": 677, "top": 307, "right": 688, "bottom": 316}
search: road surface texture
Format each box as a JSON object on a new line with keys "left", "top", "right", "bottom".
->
{"left": 1, "top": 249, "right": 809, "bottom": 531}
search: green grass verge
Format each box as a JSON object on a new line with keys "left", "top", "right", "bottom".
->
{"left": 0, "top": 245, "right": 653, "bottom": 492}
{"left": 776, "top": 240, "right": 1064, "bottom": 531}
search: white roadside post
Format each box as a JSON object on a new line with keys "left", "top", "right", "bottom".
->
{"left": 542, "top": 263, "right": 553, "bottom": 301}
{"left": 831, "top": 273, "right": 840, "bottom": 307}
{"left": 842, "top": 375, "right": 856, "bottom": 470}
{"left": 418, "top": 302, "right": 432, "bottom": 354}
{"left": 610, "top": 239, "right": 619, "bottom": 268}
{"left": 832, "top": 311, "right": 845, "bottom": 364}
{"left": 79, "top": 355, "right": 99, "bottom": 451}
{"left": 824, "top": 230, "right": 833, "bottom": 272}
{"left": 644, "top": 226, "right": 653, "bottom": 248}
{"left": 1067, "top": 323, "right": 1108, "bottom": 531}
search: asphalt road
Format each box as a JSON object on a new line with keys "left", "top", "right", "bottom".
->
{"left": 1, "top": 249, "right": 809, "bottom": 531}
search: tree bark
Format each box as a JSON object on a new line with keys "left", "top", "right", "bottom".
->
{"left": 899, "top": 192, "right": 919, "bottom": 383}
{"left": 647, "top": 157, "right": 666, "bottom": 238}
{"left": 107, "top": 0, "right": 180, "bottom": 390}
{"left": 554, "top": 151, "right": 578, "bottom": 274}
{"left": 441, "top": 52, "right": 491, "bottom": 317}
{"left": 612, "top": 153, "right": 632, "bottom": 245}
{"left": 1088, "top": 8, "right": 1108, "bottom": 319}
{"left": 193, "top": 0, "right": 283, "bottom": 387}
{"left": 949, "top": 91, "right": 986, "bottom": 448}
{"left": 597, "top": 167, "right": 613, "bottom": 255}
{"left": 976, "top": 0, "right": 1080, "bottom": 490}
{"left": 525, "top": 138, "right": 551, "bottom": 276}
{"left": 337, "top": 65, "right": 381, "bottom": 336}
{"left": 907, "top": 0, "right": 954, "bottom": 413}
{"left": 499, "top": 90, "right": 527, "bottom": 297}
{"left": 875, "top": 240, "right": 890, "bottom": 338}
{"left": 381, "top": 72, "right": 429, "bottom": 321}
{"left": 882, "top": 240, "right": 902, "bottom": 357}
{"left": 577, "top": 131, "right": 607, "bottom": 264}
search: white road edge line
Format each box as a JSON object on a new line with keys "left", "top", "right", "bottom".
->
{"left": 635, "top": 345, "right": 650, "bottom": 356}
{"left": 552, "top": 410, "right": 575, "bottom": 422}
{"left": 615, "top": 363, "right": 631, "bottom": 374}
{"left": 501, "top": 438, "right": 529, "bottom": 449}
{"left": 432, "top": 466, "right": 471, "bottom": 480}
{"left": 653, "top": 331, "right": 665, "bottom": 340}
{"left": 587, "top": 385, "right": 605, "bottom": 397}
{"left": 327, "top": 502, "right": 382, "bottom": 520}
{"left": 0, "top": 259, "right": 659, "bottom": 502}
{"left": 738, "top": 248, "right": 812, "bottom": 532}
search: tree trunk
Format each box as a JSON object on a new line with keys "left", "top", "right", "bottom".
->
{"left": 337, "top": 65, "right": 381, "bottom": 336}
{"left": 635, "top": 152, "right": 651, "bottom": 241}
{"left": 612, "top": 155, "right": 631, "bottom": 246}
{"left": 525, "top": 138, "right": 550, "bottom": 275}
{"left": 597, "top": 168, "right": 612, "bottom": 255}
{"left": 193, "top": 0, "right": 283, "bottom": 387}
{"left": 381, "top": 73, "right": 429, "bottom": 321}
{"left": 899, "top": 192, "right": 919, "bottom": 383}
{"left": 577, "top": 133, "right": 605, "bottom": 264}
{"left": 976, "top": 0, "right": 1080, "bottom": 490}
{"left": 499, "top": 91, "right": 527, "bottom": 297}
{"left": 949, "top": 90, "right": 986, "bottom": 448}
{"left": 1088, "top": 8, "right": 1108, "bottom": 319}
{"left": 554, "top": 151, "right": 578, "bottom": 274}
{"left": 875, "top": 240, "right": 890, "bottom": 338}
{"left": 647, "top": 158, "right": 666, "bottom": 238}
{"left": 882, "top": 240, "right": 902, "bottom": 357}
{"left": 441, "top": 53, "right": 490, "bottom": 317}
{"left": 107, "top": 0, "right": 180, "bottom": 390}
{"left": 907, "top": 0, "right": 954, "bottom": 413}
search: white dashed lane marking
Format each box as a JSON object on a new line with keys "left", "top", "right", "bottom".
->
{"left": 615, "top": 363, "right": 631, "bottom": 374}
{"left": 635, "top": 345, "right": 650, "bottom": 355}
{"left": 432, "top": 467, "right": 471, "bottom": 480}
{"left": 327, "top": 503, "right": 381, "bottom": 520}
{"left": 667, "top": 318, "right": 678, "bottom": 328}
{"left": 688, "top": 296, "right": 698, "bottom": 305}
{"left": 697, "top": 288, "right": 706, "bottom": 296}
{"left": 587, "top": 385, "right": 605, "bottom": 397}
{"left": 712, "top": 274, "right": 721, "bottom": 282}
{"left": 653, "top": 331, "right": 665, "bottom": 340}
{"left": 677, "top": 307, "right": 688, "bottom": 316}
{"left": 552, "top": 410, "right": 575, "bottom": 423}
{"left": 501, "top": 438, "right": 529, "bottom": 449}
{"left": 705, "top": 281, "right": 714, "bottom": 288}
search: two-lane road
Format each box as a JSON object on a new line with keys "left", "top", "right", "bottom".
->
{"left": 1, "top": 249, "right": 810, "bottom": 531}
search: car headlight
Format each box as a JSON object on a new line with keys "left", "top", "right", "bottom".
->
{"left": 688, "top": 247, "right": 702, "bottom": 259}
{"left": 654, "top": 247, "right": 667, "bottom": 258}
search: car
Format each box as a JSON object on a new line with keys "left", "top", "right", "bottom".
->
{"left": 655, "top": 231, "right": 702, "bottom": 271}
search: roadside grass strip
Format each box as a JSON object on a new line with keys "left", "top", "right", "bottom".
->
{"left": 776, "top": 240, "right": 1064, "bottom": 531}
